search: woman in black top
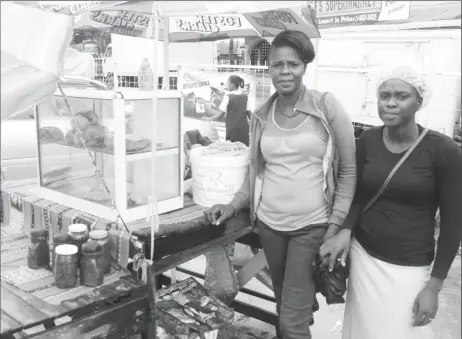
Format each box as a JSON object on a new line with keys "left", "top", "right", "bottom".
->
{"left": 203, "top": 75, "right": 251, "bottom": 146}
{"left": 320, "top": 66, "right": 462, "bottom": 339}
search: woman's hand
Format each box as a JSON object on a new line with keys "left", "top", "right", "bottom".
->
{"left": 319, "top": 229, "right": 352, "bottom": 271}
{"left": 204, "top": 204, "right": 235, "bottom": 225}
{"left": 322, "top": 224, "right": 340, "bottom": 242}
{"left": 412, "top": 278, "right": 442, "bottom": 326}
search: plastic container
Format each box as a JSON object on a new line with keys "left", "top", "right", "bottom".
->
{"left": 80, "top": 242, "right": 104, "bottom": 287}
{"left": 190, "top": 141, "right": 249, "bottom": 207}
{"left": 27, "top": 229, "right": 50, "bottom": 269}
{"left": 89, "top": 230, "right": 111, "bottom": 274}
{"left": 54, "top": 244, "right": 78, "bottom": 289}
{"left": 138, "top": 58, "right": 154, "bottom": 91}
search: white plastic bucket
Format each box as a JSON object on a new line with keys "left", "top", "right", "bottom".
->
{"left": 190, "top": 143, "right": 249, "bottom": 207}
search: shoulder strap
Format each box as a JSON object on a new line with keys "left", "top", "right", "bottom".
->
{"left": 320, "top": 92, "right": 334, "bottom": 125}
{"left": 362, "top": 128, "right": 430, "bottom": 214}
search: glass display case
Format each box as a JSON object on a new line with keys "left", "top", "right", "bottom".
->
{"left": 30, "top": 88, "right": 184, "bottom": 222}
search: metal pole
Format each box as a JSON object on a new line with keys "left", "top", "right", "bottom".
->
{"left": 163, "top": 17, "right": 170, "bottom": 90}
{"left": 147, "top": 2, "right": 159, "bottom": 338}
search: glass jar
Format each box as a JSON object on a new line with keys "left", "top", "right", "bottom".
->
{"left": 54, "top": 244, "right": 78, "bottom": 289}
{"left": 89, "top": 230, "right": 111, "bottom": 274}
{"left": 68, "top": 223, "right": 89, "bottom": 257}
{"left": 52, "top": 233, "right": 71, "bottom": 271}
{"left": 80, "top": 241, "right": 104, "bottom": 287}
{"left": 27, "top": 229, "right": 49, "bottom": 269}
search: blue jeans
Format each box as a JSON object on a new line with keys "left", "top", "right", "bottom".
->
{"left": 257, "top": 219, "right": 328, "bottom": 339}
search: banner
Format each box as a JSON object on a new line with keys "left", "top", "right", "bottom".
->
{"left": 305, "top": 1, "right": 410, "bottom": 27}
{"left": 180, "top": 67, "right": 257, "bottom": 129}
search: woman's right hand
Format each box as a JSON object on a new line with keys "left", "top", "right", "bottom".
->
{"left": 319, "top": 229, "right": 352, "bottom": 271}
{"left": 204, "top": 204, "right": 236, "bottom": 226}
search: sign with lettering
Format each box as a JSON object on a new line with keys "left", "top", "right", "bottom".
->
{"left": 244, "top": 8, "right": 321, "bottom": 38}
{"left": 88, "top": 10, "right": 153, "bottom": 38}
{"left": 305, "top": 1, "right": 410, "bottom": 27}
{"left": 377, "top": 1, "right": 410, "bottom": 21}
{"left": 170, "top": 15, "right": 252, "bottom": 34}
{"left": 36, "top": 1, "right": 123, "bottom": 16}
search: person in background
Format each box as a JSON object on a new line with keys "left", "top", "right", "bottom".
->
{"left": 204, "top": 30, "right": 357, "bottom": 339}
{"left": 320, "top": 66, "right": 462, "bottom": 339}
{"left": 202, "top": 75, "right": 251, "bottom": 146}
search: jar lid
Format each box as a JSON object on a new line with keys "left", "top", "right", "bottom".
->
{"left": 89, "top": 230, "right": 108, "bottom": 240}
{"left": 69, "top": 224, "right": 88, "bottom": 233}
{"left": 30, "top": 229, "right": 48, "bottom": 238}
{"left": 53, "top": 233, "right": 70, "bottom": 242}
{"left": 82, "top": 241, "right": 102, "bottom": 253}
{"left": 55, "top": 244, "right": 78, "bottom": 255}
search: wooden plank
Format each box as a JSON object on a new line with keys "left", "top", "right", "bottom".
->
{"left": 27, "top": 296, "right": 148, "bottom": 339}
{"left": 0, "top": 237, "right": 29, "bottom": 252}
{"left": 154, "top": 226, "right": 252, "bottom": 276}
{"left": 1, "top": 248, "right": 28, "bottom": 265}
{"left": 236, "top": 249, "right": 268, "bottom": 288}
{"left": 19, "top": 276, "right": 55, "bottom": 294}
{"left": 0, "top": 286, "right": 50, "bottom": 329}
{"left": 34, "top": 271, "right": 128, "bottom": 301}
{"left": 1, "top": 281, "right": 67, "bottom": 317}
{"left": 1, "top": 309, "right": 22, "bottom": 334}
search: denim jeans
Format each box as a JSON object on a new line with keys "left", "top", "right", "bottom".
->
{"left": 257, "top": 219, "right": 328, "bottom": 339}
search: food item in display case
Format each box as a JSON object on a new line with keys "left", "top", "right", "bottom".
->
{"left": 70, "top": 110, "right": 99, "bottom": 130}
{"left": 42, "top": 108, "right": 153, "bottom": 154}
{"left": 27, "top": 229, "right": 50, "bottom": 269}
{"left": 39, "top": 126, "right": 65, "bottom": 143}
{"left": 54, "top": 244, "right": 79, "bottom": 289}
{"left": 80, "top": 241, "right": 105, "bottom": 287}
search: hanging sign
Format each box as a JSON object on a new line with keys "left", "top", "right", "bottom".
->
{"left": 306, "top": 1, "right": 410, "bottom": 27}
{"left": 170, "top": 15, "right": 251, "bottom": 34}
{"left": 244, "top": 8, "right": 321, "bottom": 37}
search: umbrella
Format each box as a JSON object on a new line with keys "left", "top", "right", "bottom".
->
{"left": 1, "top": 1, "right": 74, "bottom": 120}
{"left": 17, "top": 1, "right": 320, "bottom": 41}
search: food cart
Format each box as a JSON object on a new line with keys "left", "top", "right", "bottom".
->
{"left": 1, "top": 1, "right": 320, "bottom": 338}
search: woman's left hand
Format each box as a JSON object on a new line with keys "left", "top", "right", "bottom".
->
{"left": 412, "top": 284, "right": 439, "bottom": 326}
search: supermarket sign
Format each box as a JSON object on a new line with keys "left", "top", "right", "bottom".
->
{"left": 306, "top": 1, "right": 410, "bottom": 27}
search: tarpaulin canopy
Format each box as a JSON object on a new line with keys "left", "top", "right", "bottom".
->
{"left": 2, "top": 1, "right": 320, "bottom": 120}
{"left": 20, "top": 1, "right": 321, "bottom": 41}
{"left": 1, "top": 1, "right": 74, "bottom": 121}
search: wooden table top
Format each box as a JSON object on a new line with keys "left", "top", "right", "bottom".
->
{"left": 0, "top": 217, "right": 251, "bottom": 337}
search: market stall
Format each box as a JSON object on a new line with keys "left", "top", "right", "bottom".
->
{"left": 1, "top": 1, "right": 320, "bottom": 338}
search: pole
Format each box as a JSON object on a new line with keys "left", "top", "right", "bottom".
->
{"left": 147, "top": 2, "right": 159, "bottom": 338}
{"left": 162, "top": 17, "right": 170, "bottom": 90}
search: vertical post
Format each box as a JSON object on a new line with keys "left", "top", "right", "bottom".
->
{"left": 148, "top": 3, "right": 159, "bottom": 339}
{"left": 113, "top": 94, "right": 127, "bottom": 220}
{"left": 163, "top": 18, "right": 170, "bottom": 90}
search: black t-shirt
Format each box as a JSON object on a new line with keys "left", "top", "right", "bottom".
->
{"left": 225, "top": 93, "right": 249, "bottom": 146}
{"left": 342, "top": 125, "right": 462, "bottom": 279}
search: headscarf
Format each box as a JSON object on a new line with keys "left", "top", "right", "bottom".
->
{"left": 376, "top": 65, "right": 431, "bottom": 109}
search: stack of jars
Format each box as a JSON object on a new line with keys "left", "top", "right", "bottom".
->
{"left": 27, "top": 224, "right": 112, "bottom": 289}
